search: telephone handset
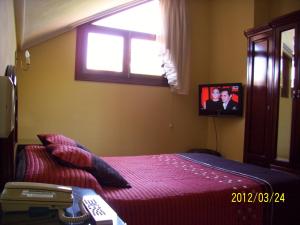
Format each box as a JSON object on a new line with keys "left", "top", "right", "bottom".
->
{"left": 0, "top": 182, "right": 117, "bottom": 225}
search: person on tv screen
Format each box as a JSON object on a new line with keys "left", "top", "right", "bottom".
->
{"left": 205, "top": 87, "right": 223, "bottom": 112}
{"left": 220, "top": 88, "right": 238, "bottom": 111}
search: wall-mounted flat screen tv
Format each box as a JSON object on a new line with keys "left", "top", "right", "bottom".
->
{"left": 199, "top": 83, "right": 243, "bottom": 116}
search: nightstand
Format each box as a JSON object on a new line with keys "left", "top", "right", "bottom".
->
{"left": 0, "top": 187, "right": 126, "bottom": 225}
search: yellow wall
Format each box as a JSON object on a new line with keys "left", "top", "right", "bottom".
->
{"left": 205, "top": 0, "right": 300, "bottom": 161}
{"left": 18, "top": 0, "right": 210, "bottom": 156}
{"left": 206, "top": 0, "right": 254, "bottom": 161}
{"left": 254, "top": 0, "right": 271, "bottom": 26}
{"left": 254, "top": 0, "right": 300, "bottom": 26}
{"left": 0, "top": 0, "right": 16, "bottom": 76}
{"left": 270, "top": 0, "right": 300, "bottom": 19}
{"left": 18, "top": 0, "right": 300, "bottom": 160}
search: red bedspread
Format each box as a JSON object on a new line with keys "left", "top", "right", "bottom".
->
{"left": 22, "top": 146, "right": 266, "bottom": 225}
{"left": 102, "top": 154, "right": 264, "bottom": 225}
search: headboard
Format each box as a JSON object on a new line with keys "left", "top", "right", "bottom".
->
{"left": 0, "top": 65, "right": 17, "bottom": 191}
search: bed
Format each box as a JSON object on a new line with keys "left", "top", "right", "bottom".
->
{"left": 14, "top": 141, "right": 300, "bottom": 225}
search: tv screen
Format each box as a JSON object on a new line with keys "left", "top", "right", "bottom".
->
{"left": 199, "top": 83, "right": 243, "bottom": 116}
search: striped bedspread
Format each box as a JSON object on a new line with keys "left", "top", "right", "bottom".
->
{"left": 17, "top": 145, "right": 300, "bottom": 225}
{"left": 101, "top": 154, "right": 265, "bottom": 225}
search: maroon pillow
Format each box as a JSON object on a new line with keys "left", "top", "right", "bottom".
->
{"left": 47, "top": 144, "right": 131, "bottom": 188}
{"left": 49, "top": 144, "right": 93, "bottom": 168}
{"left": 37, "top": 134, "right": 90, "bottom": 152}
{"left": 20, "top": 145, "right": 103, "bottom": 194}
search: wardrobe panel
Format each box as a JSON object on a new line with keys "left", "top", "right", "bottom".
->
{"left": 245, "top": 10, "right": 300, "bottom": 173}
{"left": 244, "top": 30, "right": 274, "bottom": 167}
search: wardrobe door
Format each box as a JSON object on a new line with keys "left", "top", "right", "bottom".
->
{"left": 244, "top": 28, "right": 275, "bottom": 167}
{"left": 290, "top": 24, "right": 300, "bottom": 169}
{"left": 272, "top": 25, "right": 297, "bottom": 171}
{"left": 271, "top": 13, "right": 300, "bottom": 172}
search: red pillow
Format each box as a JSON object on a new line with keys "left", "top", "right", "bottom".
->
{"left": 50, "top": 144, "right": 93, "bottom": 168}
{"left": 20, "top": 145, "right": 103, "bottom": 194}
{"left": 47, "top": 144, "right": 131, "bottom": 188}
{"left": 37, "top": 134, "right": 89, "bottom": 152}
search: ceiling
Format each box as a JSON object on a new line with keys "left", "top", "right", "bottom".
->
{"left": 14, "top": 0, "right": 143, "bottom": 50}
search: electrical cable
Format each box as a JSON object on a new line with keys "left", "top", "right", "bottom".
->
{"left": 212, "top": 117, "right": 218, "bottom": 152}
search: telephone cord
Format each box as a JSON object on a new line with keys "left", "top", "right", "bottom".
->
{"left": 58, "top": 200, "right": 90, "bottom": 223}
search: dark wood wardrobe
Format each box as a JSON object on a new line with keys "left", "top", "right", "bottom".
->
{"left": 0, "top": 66, "right": 17, "bottom": 191}
{"left": 244, "top": 10, "right": 300, "bottom": 173}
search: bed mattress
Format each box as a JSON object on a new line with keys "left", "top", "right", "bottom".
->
{"left": 16, "top": 146, "right": 300, "bottom": 225}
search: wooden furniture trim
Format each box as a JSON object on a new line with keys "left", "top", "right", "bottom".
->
{"left": 0, "top": 130, "right": 15, "bottom": 189}
{"left": 0, "top": 65, "right": 17, "bottom": 191}
{"left": 243, "top": 29, "right": 274, "bottom": 167}
{"left": 245, "top": 10, "right": 300, "bottom": 37}
{"left": 271, "top": 23, "right": 297, "bottom": 167}
{"left": 289, "top": 21, "right": 300, "bottom": 167}
{"left": 75, "top": 10, "right": 168, "bottom": 87}
{"left": 270, "top": 9, "right": 300, "bottom": 27}
{"left": 244, "top": 25, "right": 272, "bottom": 38}
{"left": 244, "top": 10, "right": 300, "bottom": 173}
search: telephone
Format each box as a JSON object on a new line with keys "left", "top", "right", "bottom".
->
{"left": 0, "top": 182, "right": 117, "bottom": 225}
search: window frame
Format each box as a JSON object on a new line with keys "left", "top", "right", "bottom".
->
{"left": 75, "top": 20, "right": 168, "bottom": 87}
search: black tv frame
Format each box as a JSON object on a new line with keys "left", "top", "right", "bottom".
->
{"left": 198, "top": 82, "right": 243, "bottom": 117}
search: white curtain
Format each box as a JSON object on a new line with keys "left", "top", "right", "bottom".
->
{"left": 159, "top": 0, "right": 190, "bottom": 95}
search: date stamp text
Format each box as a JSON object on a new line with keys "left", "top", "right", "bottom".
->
{"left": 231, "top": 192, "right": 285, "bottom": 203}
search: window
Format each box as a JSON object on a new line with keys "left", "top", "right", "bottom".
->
{"left": 75, "top": 0, "right": 168, "bottom": 86}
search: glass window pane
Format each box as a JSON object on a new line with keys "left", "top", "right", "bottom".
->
{"left": 86, "top": 33, "right": 123, "bottom": 72}
{"left": 92, "top": 0, "right": 161, "bottom": 35}
{"left": 130, "top": 38, "right": 163, "bottom": 76}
